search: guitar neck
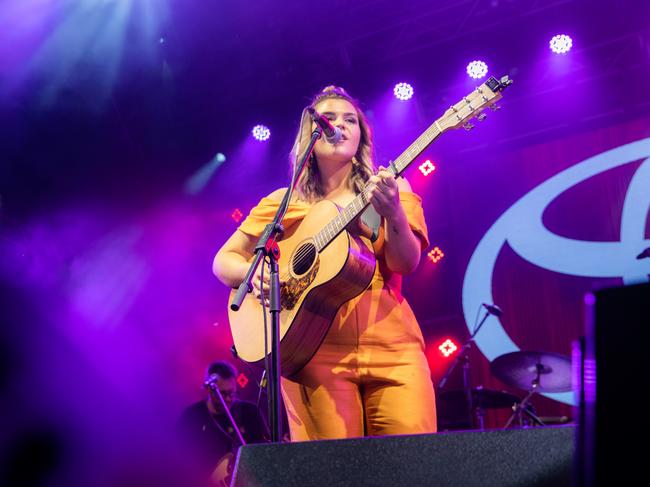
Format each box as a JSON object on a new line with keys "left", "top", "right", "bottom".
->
{"left": 314, "top": 122, "right": 444, "bottom": 252}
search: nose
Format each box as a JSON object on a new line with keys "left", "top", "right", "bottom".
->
{"left": 334, "top": 117, "right": 346, "bottom": 133}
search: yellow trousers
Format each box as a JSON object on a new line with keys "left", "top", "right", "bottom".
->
{"left": 278, "top": 203, "right": 437, "bottom": 441}
{"left": 281, "top": 303, "right": 437, "bottom": 440}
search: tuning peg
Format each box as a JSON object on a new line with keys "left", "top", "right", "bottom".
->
{"left": 463, "top": 122, "right": 475, "bottom": 131}
{"left": 499, "top": 76, "right": 513, "bottom": 88}
{"left": 489, "top": 104, "right": 501, "bottom": 111}
{"left": 477, "top": 113, "right": 487, "bottom": 122}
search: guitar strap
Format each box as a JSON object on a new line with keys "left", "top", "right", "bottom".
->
{"left": 360, "top": 205, "right": 381, "bottom": 243}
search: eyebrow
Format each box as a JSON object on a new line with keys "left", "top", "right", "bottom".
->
{"left": 321, "top": 111, "right": 358, "bottom": 117}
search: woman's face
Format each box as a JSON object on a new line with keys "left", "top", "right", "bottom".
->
{"left": 312, "top": 98, "right": 361, "bottom": 165}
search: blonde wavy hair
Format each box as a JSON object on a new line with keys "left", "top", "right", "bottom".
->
{"left": 290, "top": 86, "right": 375, "bottom": 202}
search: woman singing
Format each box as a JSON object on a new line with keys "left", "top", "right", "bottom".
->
{"left": 213, "top": 86, "right": 436, "bottom": 441}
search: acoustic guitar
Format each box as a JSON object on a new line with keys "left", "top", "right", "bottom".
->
{"left": 229, "top": 76, "right": 512, "bottom": 377}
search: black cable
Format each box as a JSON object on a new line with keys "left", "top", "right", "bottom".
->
{"left": 260, "top": 255, "right": 271, "bottom": 429}
{"left": 231, "top": 350, "right": 267, "bottom": 411}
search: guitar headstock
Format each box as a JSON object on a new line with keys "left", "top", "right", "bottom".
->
{"left": 438, "top": 76, "right": 513, "bottom": 132}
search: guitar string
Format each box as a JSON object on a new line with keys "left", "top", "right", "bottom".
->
{"left": 279, "top": 138, "right": 428, "bottom": 274}
{"left": 275, "top": 125, "right": 440, "bottom": 277}
{"left": 282, "top": 81, "right": 499, "bottom": 269}
{"left": 279, "top": 102, "right": 488, "bottom": 275}
{"left": 279, "top": 178, "right": 383, "bottom": 279}
{"left": 262, "top": 84, "right": 499, "bottom": 296}
{"left": 282, "top": 133, "right": 433, "bottom": 268}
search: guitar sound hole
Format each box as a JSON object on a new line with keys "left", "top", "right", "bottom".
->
{"left": 292, "top": 242, "right": 316, "bottom": 276}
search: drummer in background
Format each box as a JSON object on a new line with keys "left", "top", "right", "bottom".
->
{"left": 176, "top": 360, "right": 269, "bottom": 483}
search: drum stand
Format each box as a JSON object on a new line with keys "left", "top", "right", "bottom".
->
{"left": 504, "top": 363, "right": 547, "bottom": 428}
{"left": 438, "top": 308, "right": 491, "bottom": 430}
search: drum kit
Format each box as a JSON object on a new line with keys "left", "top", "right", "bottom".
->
{"left": 438, "top": 350, "right": 573, "bottom": 430}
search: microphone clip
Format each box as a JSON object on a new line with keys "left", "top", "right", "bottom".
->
{"left": 482, "top": 303, "right": 504, "bottom": 317}
{"left": 307, "top": 107, "right": 343, "bottom": 144}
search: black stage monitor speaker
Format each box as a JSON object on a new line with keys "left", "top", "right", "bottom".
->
{"left": 232, "top": 425, "right": 574, "bottom": 487}
{"left": 579, "top": 282, "right": 649, "bottom": 487}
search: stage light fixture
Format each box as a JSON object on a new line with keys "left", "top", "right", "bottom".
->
{"left": 393, "top": 82, "right": 414, "bottom": 101}
{"left": 549, "top": 34, "right": 573, "bottom": 54}
{"left": 183, "top": 152, "right": 227, "bottom": 195}
{"left": 418, "top": 160, "right": 436, "bottom": 176}
{"left": 231, "top": 209, "right": 243, "bottom": 223}
{"left": 439, "top": 339, "right": 458, "bottom": 358}
{"left": 252, "top": 124, "right": 271, "bottom": 141}
{"left": 236, "top": 373, "right": 249, "bottom": 388}
{"left": 466, "top": 60, "right": 488, "bottom": 79}
{"left": 428, "top": 246, "right": 445, "bottom": 264}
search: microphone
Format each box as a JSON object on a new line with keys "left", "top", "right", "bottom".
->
{"left": 636, "top": 247, "right": 650, "bottom": 260}
{"left": 204, "top": 373, "right": 219, "bottom": 388}
{"left": 482, "top": 303, "right": 504, "bottom": 317}
{"left": 307, "top": 107, "right": 343, "bottom": 144}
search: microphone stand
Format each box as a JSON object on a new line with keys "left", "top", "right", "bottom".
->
{"left": 438, "top": 308, "right": 493, "bottom": 429}
{"left": 230, "top": 124, "right": 323, "bottom": 443}
{"left": 206, "top": 383, "right": 246, "bottom": 447}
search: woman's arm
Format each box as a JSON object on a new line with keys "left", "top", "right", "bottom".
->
{"left": 212, "top": 188, "right": 288, "bottom": 298}
{"left": 212, "top": 230, "right": 257, "bottom": 288}
{"left": 213, "top": 228, "right": 274, "bottom": 304}
{"left": 368, "top": 172, "right": 422, "bottom": 275}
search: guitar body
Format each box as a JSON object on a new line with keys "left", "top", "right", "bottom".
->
{"left": 228, "top": 200, "right": 376, "bottom": 377}
{"left": 210, "top": 452, "right": 234, "bottom": 487}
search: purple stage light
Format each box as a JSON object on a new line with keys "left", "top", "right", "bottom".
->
{"left": 466, "top": 60, "right": 488, "bottom": 79}
{"left": 252, "top": 124, "right": 271, "bottom": 141}
{"left": 393, "top": 82, "right": 414, "bottom": 101}
{"left": 549, "top": 34, "right": 573, "bottom": 54}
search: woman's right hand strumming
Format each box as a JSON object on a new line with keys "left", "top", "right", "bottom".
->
{"left": 252, "top": 266, "right": 271, "bottom": 307}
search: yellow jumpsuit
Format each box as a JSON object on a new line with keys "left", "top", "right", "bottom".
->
{"left": 237, "top": 191, "right": 437, "bottom": 441}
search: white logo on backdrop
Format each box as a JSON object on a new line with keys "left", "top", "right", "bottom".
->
{"left": 462, "top": 138, "right": 650, "bottom": 405}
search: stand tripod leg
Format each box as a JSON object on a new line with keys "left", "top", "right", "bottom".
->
{"left": 474, "top": 407, "right": 486, "bottom": 431}
{"left": 522, "top": 406, "right": 546, "bottom": 426}
{"left": 503, "top": 387, "right": 537, "bottom": 429}
{"left": 504, "top": 401, "right": 546, "bottom": 428}
{"left": 503, "top": 405, "right": 519, "bottom": 429}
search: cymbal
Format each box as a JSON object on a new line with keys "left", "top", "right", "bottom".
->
{"left": 438, "top": 387, "right": 520, "bottom": 409}
{"left": 490, "top": 351, "right": 572, "bottom": 393}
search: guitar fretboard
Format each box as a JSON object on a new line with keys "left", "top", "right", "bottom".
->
{"left": 313, "top": 123, "right": 443, "bottom": 251}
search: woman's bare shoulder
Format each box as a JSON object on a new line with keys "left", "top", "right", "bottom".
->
{"left": 266, "top": 187, "right": 306, "bottom": 204}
